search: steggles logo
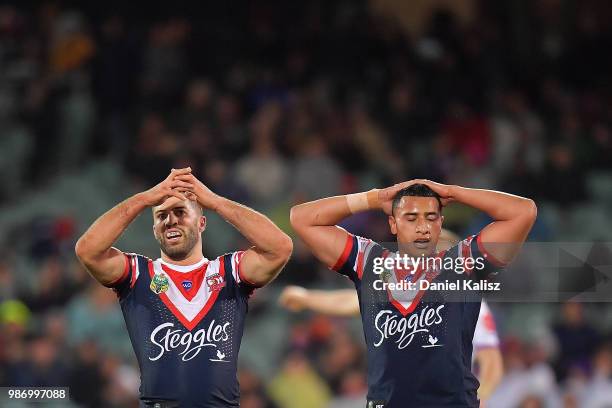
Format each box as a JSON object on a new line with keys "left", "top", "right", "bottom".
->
{"left": 374, "top": 305, "right": 445, "bottom": 349}
{"left": 149, "top": 320, "right": 230, "bottom": 362}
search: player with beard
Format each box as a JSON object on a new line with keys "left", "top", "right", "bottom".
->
{"left": 290, "top": 180, "right": 535, "bottom": 407}
{"left": 75, "top": 167, "right": 292, "bottom": 407}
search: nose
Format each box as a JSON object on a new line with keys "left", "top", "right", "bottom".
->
{"left": 165, "top": 212, "right": 178, "bottom": 227}
{"left": 415, "top": 218, "right": 429, "bottom": 234}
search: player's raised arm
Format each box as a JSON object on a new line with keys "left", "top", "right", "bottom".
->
{"left": 289, "top": 184, "right": 405, "bottom": 268}
{"left": 175, "top": 173, "right": 292, "bottom": 287}
{"left": 75, "top": 168, "right": 193, "bottom": 286}
{"left": 279, "top": 286, "right": 360, "bottom": 316}
{"left": 416, "top": 180, "right": 537, "bottom": 265}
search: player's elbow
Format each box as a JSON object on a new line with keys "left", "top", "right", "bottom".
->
{"left": 75, "top": 236, "right": 104, "bottom": 268}
{"left": 74, "top": 237, "right": 90, "bottom": 262}
{"left": 522, "top": 199, "right": 538, "bottom": 224}
{"left": 277, "top": 234, "right": 293, "bottom": 263}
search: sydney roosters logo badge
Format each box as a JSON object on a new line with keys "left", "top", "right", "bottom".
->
{"left": 206, "top": 273, "right": 225, "bottom": 292}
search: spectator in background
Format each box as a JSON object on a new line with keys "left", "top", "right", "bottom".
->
{"left": 92, "top": 15, "right": 137, "bottom": 159}
{"left": 65, "top": 282, "right": 130, "bottom": 359}
{"left": 268, "top": 352, "right": 331, "bottom": 408}
{"left": 100, "top": 353, "right": 140, "bottom": 407}
{"left": 0, "top": 299, "right": 31, "bottom": 386}
{"left": 540, "top": 144, "right": 587, "bottom": 206}
{"left": 180, "top": 79, "right": 215, "bottom": 131}
{"left": 20, "top": 335, "right": 67, "bottom": 387}
{"left": 235, "top": 102, "right": 290, "bottom": 208}
{"left": 127, "top": 113, "right": 180, "bottom": 186}
{"left": 553, "top": 302, "right": 602, "bottom": 381}
{"left": 293, "top": 135, "right": 342, "bottom": 201}
{"left": 491, "top": 337, "right": 561, "bottom": 408}
{"left": 239, "top": 367, "right": 278, "bottom": 408}
{"left": 327, "top": 369, "right": 368, "bottom": 408}
{"left": 580, "top": 343, "right": 612, "bottom": 408}
{"left": 0, "top": 259, "right": 18, "bottom": 301}
{"left": 22, "top": 255, "right": 84, "bottom": 312}
{"left": 141, "top": 19, "right": 190, "bottom": 108}
{"left": 67, "top": 339, "right": 105, "bottom": 408}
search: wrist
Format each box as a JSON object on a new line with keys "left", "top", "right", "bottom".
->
{"left": 133, "top": 191, "right": 155, "bottom": 208}
{"left": 346, "top": 189, "right": 380, "bottom": 214}
{"left": 367, "top": 189, "right": 381, "bottom": 209}
{"left": 206, "top": 194, "right": 225, "bottom": 212}
{"left": 447, "top": 185, "right": 460, "bottom": 200}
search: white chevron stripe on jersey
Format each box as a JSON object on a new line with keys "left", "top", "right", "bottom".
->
{"left": 151, "top": 258, "right": 220, "bottom": 322}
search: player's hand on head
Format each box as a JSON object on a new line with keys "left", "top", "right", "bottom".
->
{"left": 383, "top": 179, "right": 454, "bottom": 208}
{"left": 142, "top": 167, "right": 195, "bottom": 206}
{"left": 379, "top": 181, "right": 416, "bottom": 215}
{"left": 173, "top": 173, "right": 220, "bottom": 210}
{"left": 278, "top": 286, "right": 309, "bottom": 312}
{"left": 413, "top": 179, "right": 454, "bottom": 205}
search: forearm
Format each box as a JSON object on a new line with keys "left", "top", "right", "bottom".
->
{"left": 476, "top": 349, "right": 504, "bottom": 400}
{"left": 290, "top": 190, "right": 379, "bottom": 228}
{"left": 76, "top": 192, "right": 148, "bottom": 258}
{"left": 450, "top": 186, "right": 536, "bottom": 222}
{"left": 305, "top": 289, "right": 360, "bottom": 317}
{"left": 212, "top": 196, "right": 290, "bottom": 255}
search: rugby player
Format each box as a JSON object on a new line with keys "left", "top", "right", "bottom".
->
{"left": 75, "top": 167, "right": 292, "bottom": 407}
{"left": 289, "top": 180, "right": 535, "bottom": 407}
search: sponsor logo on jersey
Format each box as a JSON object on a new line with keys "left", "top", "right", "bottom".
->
{"left": 422, "top": 334, "right": 443, "bottom": 348}
{"left": 209, "top": 349, "right": 229, "bottom": 363}
{"left": 150, "top": 273, "right": 169, "bottom": 294}
{"left": 181, "top": 280, "right": 193, "bottom": 290}
{"left": 373, "top": 305, "right": 445, "bottom": 349}
{"left": 206, "top": 273, "right": 225, "bottom": 292}
{"left": 149, "top": 320, "right": 231, "bottom": 362}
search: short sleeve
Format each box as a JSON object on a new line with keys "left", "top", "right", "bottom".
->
{"left": 229, "top": 250, "right": 259, "bottom": 288}
{"left": 455, "top": 234, "right": 506, "bottom": 279}
{"left": 108, "top": 253, "right": 141, "bottom": 300}
{"left": 330, "top": 233, "right": 377, "bottom": 282}
{"left": 473, "top": 301, "right": 500, "bottom": 350}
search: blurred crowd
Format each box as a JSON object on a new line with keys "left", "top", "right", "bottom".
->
{"left": 1, "top": 0, "right": 612, "bottom": 407}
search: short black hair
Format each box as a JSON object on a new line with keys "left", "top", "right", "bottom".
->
{"left": 392, "top": 184, "right": 442, "bottom": 215}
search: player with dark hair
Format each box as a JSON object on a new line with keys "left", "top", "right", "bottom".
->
{"left": 75, "top": 167, "right": 292, "bottom": 407}
{"left": 290, "top": 180, "right": 536, "bottom": 407}
{"left": 279, "top": 229, "right": 504, "bottom": 406}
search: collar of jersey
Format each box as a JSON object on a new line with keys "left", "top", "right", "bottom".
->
{"left": 386, "top": 249, "right": 447, "bottom": 316}
{"left": 158, "top": 257, "right": 208, "bottom": 273}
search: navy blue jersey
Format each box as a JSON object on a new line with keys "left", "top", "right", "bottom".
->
{"left": 332, "top": 234, "right": 504, "bottom": 408}
{"left": 109, "top": 251, "right": 255, "bottom": 407}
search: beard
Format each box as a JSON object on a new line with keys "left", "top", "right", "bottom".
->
{"left": 157, "top": 225, "right": 200, "bottom": 261}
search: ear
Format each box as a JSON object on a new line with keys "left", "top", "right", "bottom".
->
{"left": 199, "top": 215, "right": 207, "bottom": 233}
{"left": 388, "top": 215, "right": 397, "bottom": 236}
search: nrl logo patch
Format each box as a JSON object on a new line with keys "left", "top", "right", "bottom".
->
{"left": 150, "top": 273, "right": 169, "bottom": 294}
{"left": 206, "top": 273, "right": 225, "bottom": 292}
